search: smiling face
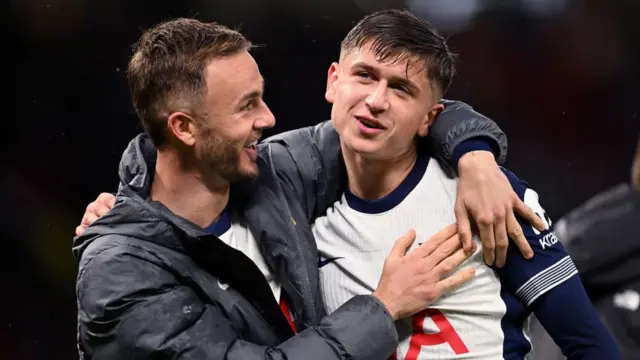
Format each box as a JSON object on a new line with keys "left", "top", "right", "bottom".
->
{"left": 192, "top": 51, "right": 275, "bottom": 181}
{"left": 325, "top": 42, "right": 444, "bottom": 161}
{"left": 128, "top": 19, "right": 275, "bottom": 182}
{"left": 324, "top": 9, "right": 456, "bottom": 161}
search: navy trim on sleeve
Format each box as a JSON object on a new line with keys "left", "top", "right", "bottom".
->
{"left": 496, "top": 168, "right": 576, "bottom": 304}
{"left": 451, "top": 138, "right": 496, "bottom": 168}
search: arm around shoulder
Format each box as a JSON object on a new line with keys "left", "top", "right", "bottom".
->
{"left": 428, "top": 100, "right": 508, "bottom": 167}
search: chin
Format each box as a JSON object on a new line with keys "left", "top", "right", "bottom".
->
{"left": 219, "top": 159, "right": 260, "bottom": 183}
{"left": 224, "top": 167, "right": 259, "bottom": 183}
{"left": 342, "top": 134, "right": 384, "bottom": 158}
{"left": 243, "top": 167, "right": 260, "bottom": 180}
{"left": 238, "top": 161, "right": 260, "bottom": 180}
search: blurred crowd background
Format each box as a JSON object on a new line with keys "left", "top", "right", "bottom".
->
{"left": 4, "top": 0, "right": 639, "bottom": 358}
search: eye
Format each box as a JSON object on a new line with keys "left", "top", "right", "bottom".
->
{"left": 241, "top": 99, "right": 257, "bottom": 111}
{"left": 356, "top": 71, "right": 371, "bottom": 79}
{"left": 391, "top": 84, "right": 410, "bottom": 94}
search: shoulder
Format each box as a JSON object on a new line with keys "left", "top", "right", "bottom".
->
{"left": 500, "top": 167, "right": 532, "bottom": 199}
{"left": 261, "top": 120, "right": 336, "bottom": 150}
{"left": 77, "top": 235, "right": 179, "bottom": 295}
{"left": 76, "top": 235, "right": 187, "bottom": 321}
{"left": 259, "top": 120, "right": 344, "bottom": 188}
{"left": 258, "top": 123, "right": 325, "bottom": 178}
{"left": 78, "top": 234, "right": 161, "bottom": 266}
{"left": 501, "top": 167, "right": 552, "bottom": 227}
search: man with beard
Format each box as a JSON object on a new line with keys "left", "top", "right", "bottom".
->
{"left": 74, "top": 17, "right": 542, "bottom": 360}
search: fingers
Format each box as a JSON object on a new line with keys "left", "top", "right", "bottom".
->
{"left": 78, "top": 194, "right": 115, "bottom": 232}
{"left": 454, "top": 200, "right": 474, "bottom": 254}
{"left": 87, "top": 201, "right": 111, "bottom": 219}
{"left": 506, "top": 211, "right": 533, "bottom": 259}
{"left": 433, "top": 246, "right": 475, "bottom": 277}
{"left": 411, "top": 224, "right": 457, "bottom": 259}
{"left": 421, "top": 234, "right": 462, "bottom": 269}
{"left": 81, "top": 212, "right": 99, "bottom": 228}
{"left": 97, "top": 192, "right": 117, "bottom": 209}
{"left": 493, "top": 220, "right": 509, "bottom": 268}
{"left": 75, "top": 225, "right": 86, "bottom": 237}
{"left": 477, "top": 219, "right": 496, "bottom": 266}
{"left": 389, "top": 229, "right": 416, "bottom": 258}
{"left": 515, "top": 199, "right": 546, "bottom": 232}
{"left": 435, "top": 267, "right": 476, "bottom": 295}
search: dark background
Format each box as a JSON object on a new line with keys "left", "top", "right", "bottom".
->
{"left": 4, "top": 0, "right": 639, "bottom": 358}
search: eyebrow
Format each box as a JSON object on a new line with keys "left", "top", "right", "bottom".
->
{"left": 237, "top": 77, "right": 265, "bottom": 105}
{"left": 352, "top": 62, "right": 421, "bottom": 95}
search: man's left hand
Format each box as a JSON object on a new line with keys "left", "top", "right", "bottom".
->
{"left": 455, "top": 151, "right": 546, "bottom": 268}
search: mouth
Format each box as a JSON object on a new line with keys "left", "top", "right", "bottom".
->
{"left": 355, "top": 116, "right": 385, "bottom": 130}
{"left": 243, "top": 140, "right": 258, "bottom": 152}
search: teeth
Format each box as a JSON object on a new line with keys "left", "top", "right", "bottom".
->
{"left": 244, "top": 140, "right": 258, "bottom": 148}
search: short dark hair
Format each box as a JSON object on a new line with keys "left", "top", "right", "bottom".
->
{"left": 127, "top": 18, "right": 252, "bottom": 147}
{"left": 341, "top": 9, "right": 457, "bottom": 96}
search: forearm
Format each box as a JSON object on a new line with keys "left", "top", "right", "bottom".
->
{"left": 81, "top": 285, "right": 397, "bottom": 360}
{"left": 300, "top": 294, "right": 398, "bottom": 359}
{"left": 428, "top": 100, "right": 507, "bottom": 167}
{"left": 532, "top": 276, "right": 622, "bottom": 360}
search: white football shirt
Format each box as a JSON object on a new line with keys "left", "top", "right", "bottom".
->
{"left": 204, "top": 206, "right": 281, "bottom": 302}
{"left": 313, "top": 154, "right": 576, "bottom": 359}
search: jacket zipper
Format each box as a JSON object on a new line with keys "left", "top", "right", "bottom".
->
{"left": 268, "top": 145, "right": 317, "bottom": 325}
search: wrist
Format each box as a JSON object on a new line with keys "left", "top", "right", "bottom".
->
{"left": 372, "top": 291, "right": 399, "bottom": 320}
{"left": 458, "top": 150, "right": 496, "bottom": 175}
{"left": 451, "top": 138, "right": 496, "bottom": 168}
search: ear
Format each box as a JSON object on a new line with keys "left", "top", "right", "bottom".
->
{"left": 167, "top": 112, "right": 198, "bottom": 146}
{"left": 325, "top": 62, "right": 339, "bottom": 104}
{"left": 632, "top": 137, "right": 640, "bottom": 191}
{"left": 417, "top": 103, "right": 444, "bottom": 137}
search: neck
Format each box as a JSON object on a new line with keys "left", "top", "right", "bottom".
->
{"left": 151, "top": 150, "right": 229, "bottom": 228}
{"left": 342, "top": 143, "right": 418, "bottom": 200}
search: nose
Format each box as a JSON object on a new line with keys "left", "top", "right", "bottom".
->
{"left": 256, "top": 100, "right": 276, "bottom": 130}
{"left": 365, "top": 81, "right": 389, "bottom": 114}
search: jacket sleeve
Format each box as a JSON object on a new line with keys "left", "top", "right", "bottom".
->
{"left": 427, "top": 100, "right": 508, "bottom": 167}
{"left": 77, "top": 242, "right": 398, "bottom": 360}
{"left": 262, "top": 129, "right": 345, "bottom": 224}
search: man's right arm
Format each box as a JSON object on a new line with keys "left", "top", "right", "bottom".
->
{"left": 77, "top": 241, "right": 397, "bottom": 360}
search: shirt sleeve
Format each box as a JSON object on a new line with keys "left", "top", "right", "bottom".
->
{"left": 532, "top": 276, "right": 622, "bottom": 359}
{"left": 495, "top": 168, "right": 579, "bottom": 306}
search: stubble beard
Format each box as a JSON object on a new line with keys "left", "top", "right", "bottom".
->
{"left": 197, "top": 126, "right": 259, "bottom": 184}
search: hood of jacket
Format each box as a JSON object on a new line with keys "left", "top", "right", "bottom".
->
{"left": 72, "top": 134, "right": 208, "bottom": 261}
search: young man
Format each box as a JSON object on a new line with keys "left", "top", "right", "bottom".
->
{"left": 273, "top": 9, "right": 619, "bottom": 359}
{"left": 73, "top": 18, "right": 523, "bottom": 359}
